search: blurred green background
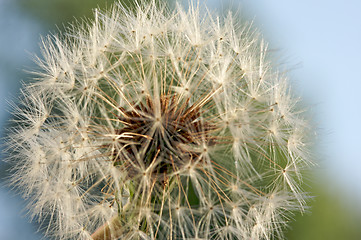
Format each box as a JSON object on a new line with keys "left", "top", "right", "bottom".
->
{"left": 1, "top": 0, "right": 360, "bottom": 239}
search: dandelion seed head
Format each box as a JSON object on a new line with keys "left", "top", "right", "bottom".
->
{"left": 6, "top": 1, "right": 312, "bottom": 239}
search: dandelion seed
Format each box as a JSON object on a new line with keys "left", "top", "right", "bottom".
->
{"left": 6, "top": 1, "right": 312, "bottom": 239}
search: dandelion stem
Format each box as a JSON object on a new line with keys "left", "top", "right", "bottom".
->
{"left": 91, "top": 215, "right": 122, "bottom": 240}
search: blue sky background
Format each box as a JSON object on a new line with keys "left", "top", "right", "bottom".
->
{"left": 1, "top": 0, "right": 361, "bottom": 239}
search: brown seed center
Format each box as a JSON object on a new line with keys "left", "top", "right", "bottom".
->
{"left": 113, "top": 95, "right": 215, "bottom": 178}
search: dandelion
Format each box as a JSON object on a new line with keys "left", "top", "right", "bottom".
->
{"left": 6, "top": 1, "right": 312, "bottom": 239}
